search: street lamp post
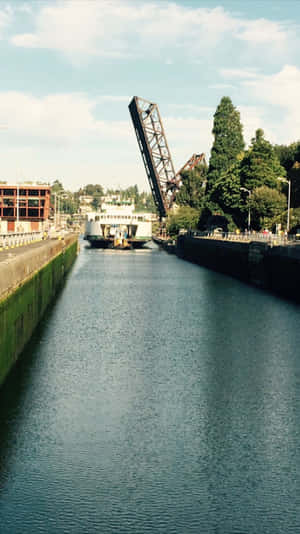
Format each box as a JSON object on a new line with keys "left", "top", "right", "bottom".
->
{"left": 54, "top": 192, "right": 57, "bottom": 229}
{"left": 278, "top": 177, "right": 291, "bottom": 233}
{"left": 16, "top": 183, "right": 19, "bottom": 224}
{"left": 240, "top": 187, "right": 251, "bottom": 231}
{"left": 287, "top": 179, "right": 291, "bottom": 233}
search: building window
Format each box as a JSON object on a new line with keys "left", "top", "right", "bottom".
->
{"left": 28, "top": 199, "right": 39, "bottom": 207}
{"left": 3, "top": 208, "right": 14, "bottom": 216}
{"left": 28, "top": 208, "right": 39, "bottom": 217}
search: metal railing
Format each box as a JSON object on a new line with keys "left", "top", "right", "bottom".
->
{"left": 189, "top": 230, "right": 298, "bottom": 246}
{"left": 0, "top": 231, "right": 43, "bottom": 250}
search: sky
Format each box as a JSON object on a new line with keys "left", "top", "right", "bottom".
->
{"left": 1, "top": 0, "right": 300, "bottom": 192}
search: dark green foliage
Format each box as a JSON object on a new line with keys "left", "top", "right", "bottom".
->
{"left": 249, "top": 186, "right": 286, "bottom": 230}
{"left": 274, "top": 142, "right": 300, "bottom": 172}
{"left": 288, "top": 207, "right": 300, "bottom": 233}
{"left": 176, "top": 163, "right": 207, "bottom": 211}
{"left": 207, "top": 97, "right": 245, "bottom": 190}
{"left": 274, "top": 142, "right": 300, "bottom": 208}
{"left": 167, "top": 206, "right": 199, "bottom": 236}
{"left": 82, "top": 184, "right": 104, "bottom": 196}
{"left": 209, "top": 161, "right": 244, "bottom": 227}
{"left": 240, "top": 129, "right": 286, "bottom": 191}
{"left": 91, "top": 196, "right": 101, "bottom": 210}
{"left": 61, "top": 194, "right": 79, "bottom": 214}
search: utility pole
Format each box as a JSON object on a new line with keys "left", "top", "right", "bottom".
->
{"left": 16, "top": 183, "right": 19, "bottom": 225}
{"left": 278, "top": 177, "right": 291, "bottom": 233}
{"left": 240, "top": 187, "right": 251, "bottom": 231}
{"left": 287, "top": 179, "right": 291, "bottom": 233}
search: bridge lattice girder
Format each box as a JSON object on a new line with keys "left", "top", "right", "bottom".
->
{"left": 129, "top": 96, "right": 178, "bottom": 218}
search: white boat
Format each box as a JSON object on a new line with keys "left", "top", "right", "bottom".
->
{"left": 84, "top": 199, "right": 153, "bottom": 249}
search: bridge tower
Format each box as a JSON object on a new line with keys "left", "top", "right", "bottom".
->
{"left": 129, "top": 96, "right": 179, "bottom": 219}
{"left": 129, "top": 96, "right": 207, "bottom": 221}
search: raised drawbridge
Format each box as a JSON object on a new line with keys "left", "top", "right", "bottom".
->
{"left": 129, "top": 96, "right": 206, "bottom": 219}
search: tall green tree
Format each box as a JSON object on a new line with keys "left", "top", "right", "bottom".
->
{"left": 274, "top": 142, "right": 300, "bottom": 208}
{"left": 249, "top": 185, "right": 286, "bottom": 230}
{"left": 209, "top": 161, "right": 244, "bottom": 227}
{"left": 83, "top": 184, "right": 104, "bottom": 196}
{"left": 240, "top": 129, "right": 286, "bottom": 191}
{"left": 176, "top": 163, "right": 207, "bottom": 211}
{"left": 207, "top": 97, "right": 245, "bottom": 191}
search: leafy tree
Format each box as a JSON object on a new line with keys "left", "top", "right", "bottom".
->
{"left": 83, "top": 184, "right": 104, "bottom": 196}
{"left": 209, "top": 161, "right": 244, "bottom": 226}
{"left": 91, "top": 196, "right": 101, "bottom": 210}
{"left": 51, "top": 179, "right": 64, "bottom": 198}
{"left": 274, "top": 142, "right": 300, "bottom": 173}
{"left": 176, "top": 163, "right": 207, "bottom": 211}
{"left": 240, "top": 129, "right": 286, "bottom": 191}
{"left": 249, "top": 185, "right": 286, "bottom": 230}
{"left": 50, "top": 180, "right": 64, "bottom": 207}
{"left": 288, "top": 207, "right": 300, "bottom": 233}
{"left": 289, "top": 162, "right": 300, "bottom": 208}
{"left": 167, "top": 206, "right": 199, "bottom": 236}
{"left": 60, "top": 192, "right": 79, "bottom": 215}
{"left": 274, "top": 142, "right": 300, "bottom": 208}
{"left": 207, "top": 96, "right": 245, "bottom": 191}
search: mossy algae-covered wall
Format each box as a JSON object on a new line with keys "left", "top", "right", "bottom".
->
{"left": 0, "top": 237, "right": 78, "bottom": 387}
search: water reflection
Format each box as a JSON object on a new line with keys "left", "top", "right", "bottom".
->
{"left": 0, "top": 245, "right": 300, "bottom": 533}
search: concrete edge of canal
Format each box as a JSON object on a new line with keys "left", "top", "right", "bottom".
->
{"left": 0, "top": 234, "right": 79, "bottom": 387}
{"left": 176, "top": 235, "right": 300, "bottom": 303}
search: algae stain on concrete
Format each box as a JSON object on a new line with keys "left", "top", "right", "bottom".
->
{"left": 0, "top": 239, "right": 78, "bottom": 387}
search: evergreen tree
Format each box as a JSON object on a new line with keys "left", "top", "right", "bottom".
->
{"left": 176, "top": 163, "right": 207, "bottom": 211}
{"left": 207, "top": 97, "right": 245, "bottom": 191}
{"left": 209, "top": 161, "right": 244, "bottom": 227}
{"left": 240, "top": 129, "right": 286, "bottom": 191}
{"left": 274, "top": 141, "right": 300, "bottom": 208}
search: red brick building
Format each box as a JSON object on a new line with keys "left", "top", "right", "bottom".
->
{"left": 0, "top": 184, "right": 51, "bottom": 232}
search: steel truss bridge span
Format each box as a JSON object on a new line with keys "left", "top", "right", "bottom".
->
{"left": 129, "top": 96, "right": 205, "bottom": 219}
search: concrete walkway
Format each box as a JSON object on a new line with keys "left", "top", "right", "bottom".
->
{"left": 0, "top": 239, "right": 50, "bottom": 264}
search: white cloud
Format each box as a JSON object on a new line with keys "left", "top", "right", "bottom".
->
{"left": 164, "top": 116, "right": 213, "bottom": 168}
{"left": 0, "top": 91, "right": 130, "bottom": 143}
{"left": 242, "top": 65, "right": 300, "bottom": 144}
{"left": 238, "top": 105, "right": 275, "bottom": 146}
{"left": 0, "top": 90, "right": 215, "bottom": 188}
{"left": 10, "top": 1, "right": 294, "bottom": 64}
{"left": 244, "top": 65, "right": 300, "bottom": 109}
{"left": 96, "top": 95, "right": 131, "bottom": 103}
{"left": 237, "top": 18, "right": 287, "bottom": 45}
{"left": 220, "top": 68, "right": 259, "bottom": 79}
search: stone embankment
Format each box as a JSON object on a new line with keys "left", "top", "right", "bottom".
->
{"left": 0, "top": 234, "right": 78, "bottom": 387}
{"left": 176, "top": 234, "right": 300, "bottom": 302}
{"left": 152, "top": 236, "right": 176, "bottom": 253}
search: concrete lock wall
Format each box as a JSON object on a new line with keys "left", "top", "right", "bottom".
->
{"left": 176, "top": 235, "right": 250, "bottom": 281}
{"left": 177, "top": 235, "right": 300, "bottom": 303}
{"left": 0, "top": 235, "right": 78, "bottom": 387}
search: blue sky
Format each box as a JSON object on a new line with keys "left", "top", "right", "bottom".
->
{"left": 1, "top": 0, "right": 300, "bottom": 191}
